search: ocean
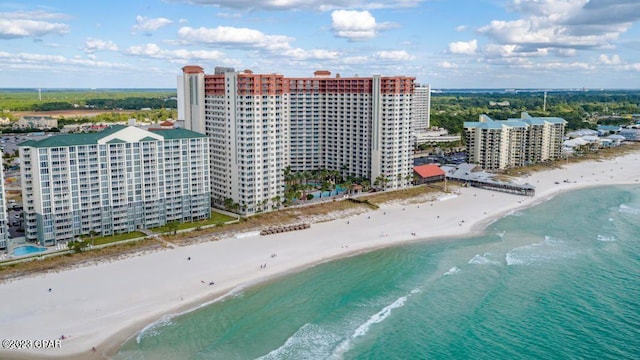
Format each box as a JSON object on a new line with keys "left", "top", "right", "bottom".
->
{"left": 114, "top": 185, "right": 640, "bottom": 359}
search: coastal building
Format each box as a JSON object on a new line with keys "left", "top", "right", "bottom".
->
{"left": 413, "top": 84, "right": 431, "bottom": 132}
{"left": 464, "top": 112, "right": 566, "bottom": 170}
{"left": 413, "top": 127, "right": 461, "bottom": 146}
{"left": 619, "top": 125, "right": 640, "bottom": 141}
{"left": 0, "top": 159, "right": 8, "bottom": 250}
{"left": 413, "top": 164, "right": 445, "bottom": 185}
{"left": 18, "top": 126, "right": 211, "bottom": 246}
{"left": 178, "top": 66, "right": 415, "bottom": 214}
{"left": 16, "top": 116, "right": 58, "bottom": 130}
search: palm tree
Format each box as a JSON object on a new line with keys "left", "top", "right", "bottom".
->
{"left": 88, "top": 229, "right": 98, "bottom": 246}
{"left": 166, "top": 221, "right": 179, "bottom": 235}
{"left": 271, "top": 195, "right": 281, "bottom": 209}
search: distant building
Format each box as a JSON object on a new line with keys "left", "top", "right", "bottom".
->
{"left": 18, "top": 125, "right": 211, "bottom": 246}
{"left": 413, "top": 84, "right": 431, "bottom": 132}
{"left": 464, "top": 112, "right": 566, "bottom": 170}
{"left": 414, "top": 127, "right": 461, "bottom": 146}
{"left": 16, "top": 116, "right": 58, "bottom": 129}
{"left": 620, "top": 125, "right": 640, "bottom": 141}
{"left": 596, "top": 125, "right": 621, "bottom": 136}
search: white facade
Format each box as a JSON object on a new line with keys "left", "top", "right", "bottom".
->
{"left": 19, "top": 126, "right": 210, "bottom": 246}
{"left": 178, "top": 67, "right": 415, "bottom": 214}
{"left": 464, "top": 112, "right": 567, "bottom": 170}
{"left": 412, "top": 84, "right": 431, "bottom": 132}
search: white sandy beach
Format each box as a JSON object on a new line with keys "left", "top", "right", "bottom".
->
{"left": 1, "top": 151, "right": 639, "bottom": 359}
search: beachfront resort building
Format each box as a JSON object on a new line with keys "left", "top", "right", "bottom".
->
{"left": 178, "top": 66, "right": 415, "bottom": 214}
{"left": 464, "top": 112, "right": 566, "bottom": 170}
{"left": 18, "top": 125, "right": 211, "bottom": 246}
{"left": 413, "top": 84, "right": 431, "bottom": 133}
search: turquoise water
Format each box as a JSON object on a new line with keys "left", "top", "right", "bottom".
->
{"left": 310, "top": 185, "right": 347, "bottom": 199}
{"left": 11, "top": 245, "right": 47, "bottom": 257}
{"left": 116, "top": 186, "right": 640, "bottom": 359}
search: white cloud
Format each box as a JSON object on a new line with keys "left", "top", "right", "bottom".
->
{"left": 0, "top": 51, "right": 130, "bottom": 69}
{"left": 439, "top": 61, "right": 458, "bottom": 68}
{"left": 171, "top": 0, "right": 424, "bottom": 11}
{"left": 341, "top": 56, "right": 369, "bottom": 64}
{"left": 216, "top": 12, "right": 242, "bottom": 18}
{"left": 177, "top": 26, "right": 292, "bottom": 51}
{"left": 448, "top": 40, "right": 477, "bottom": 54}
{"left": 124, "top": 43, "right": 226, "bottom": 62}
{"left": 132, "top": 16, "right": 173, "bottom": 34}
{"left": 281, "top": 48, "right": 340, "bottom": 60}
{"left": 479, "top": 0, "right": 640, "bottom": 54}
{"left": 598, "top": 54, "right": 621, "bottom": 65}
{"left": 331, "top": 10, "right": 378, "bottom": 41}
{"left": 374, "top": 50, "right": 415, "bottom": 61}
{"left": 455, "top": 25, "right": 467, "bottom": 32}
{"left": 84, "top": 38, "right": 119, "bottom": 53}
{"left": 622, "top": 63, "right": 640, "bottom": 71}
{"left": 0, "top": 11, "right": 70, "bottom": 39}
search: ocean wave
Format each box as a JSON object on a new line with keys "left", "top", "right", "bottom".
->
{"left": 619, "top": 204, "right": 640, "bottom": 215}
{"left": 468, "top": 253, "right": 500, "bottom": 265}
{"left": 136, "top": 285, "right": 247, "bottom": 343}
{"left": 506, "top": 236, "right": 577, "bottom": 266}
{"left": 257, "top": 323, "right": 339, "bottom": 360}
{"left": 136, "top": 316, "right": 174, "bottom": 343}
{"left": 443, "top": 267, "right": 461, "bottom": 276}
{"left": 331, "top": 294, "right": 410, "bottom": 359}
{"left": 507, "top": 210, "right": 524, "bottom": 217}
{"left": 596, "top": 234, "right": 616, "bottom": 242}
{"left": 497, "top": 231, "right": 506, "bottom": 240}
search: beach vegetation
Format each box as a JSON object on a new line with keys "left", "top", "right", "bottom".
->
{"left": 152, "top": 212, "right": 236, "bottom": 233}
{"left": 68, "top": 240, "right": 89, "bottom": 253}
{"left": 84, "top": 231, "right": 147, "bottom": 246}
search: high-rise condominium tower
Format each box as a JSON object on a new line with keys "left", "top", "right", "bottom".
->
{"left": 178, "top": 67, "right": 415, "bottom": 214}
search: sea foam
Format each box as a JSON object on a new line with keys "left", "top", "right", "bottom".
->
{"left": 330, "top": 293, "right": 411, "bottom": 359}
{"left": 468, "top": 253, "right": 500, "bottom": 265}
{"left": 619, "top": 204, "right": 640, "bottom": 215}
{"left": 443, "top": 267, "right": 461, "bottom": 276}
{"left": 257, "top": 323, "right": 339, "bottom": 360}
{"left": 506, "top": 236, "right": 577, "bottom": 266}
{"left": 596, "top": 234, "right": 616, "bottom": 242}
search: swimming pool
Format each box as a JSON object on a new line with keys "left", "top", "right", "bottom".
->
{"left": 11, "top": 245, "right": 47, "bottom": 257}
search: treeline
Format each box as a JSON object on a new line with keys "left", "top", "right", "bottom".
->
{"left": 85, "top": 97, "right": 177, "bottom": 110}
{"left": 0, "top": 89, "right": 176, "bottom": 111}
{"left": 431, "top": 90, "right": 640, "bottom": 134}
{"left": 57, "top": 109, "right": 178, "bottom": 126}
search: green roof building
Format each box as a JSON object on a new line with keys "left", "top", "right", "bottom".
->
{"left": 464, "top": 112, "right": 567, "bottom": 170}
{"left": 18, "top": 125, "right": 210, "bottom": 246}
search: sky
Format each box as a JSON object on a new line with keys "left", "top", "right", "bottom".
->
{"left": 1, "top": 0, "right": 640, "bottom": 89}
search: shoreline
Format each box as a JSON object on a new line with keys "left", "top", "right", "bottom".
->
{"left": 1, "top": 151, "right": 639, "bottom": 359}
